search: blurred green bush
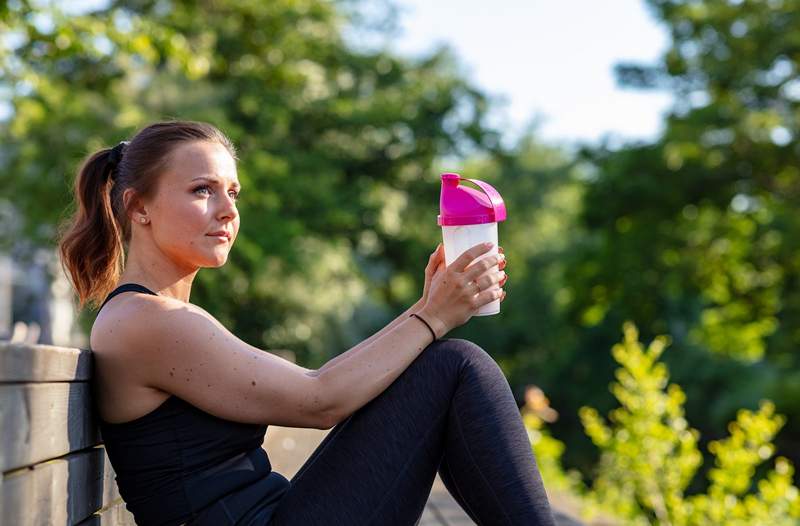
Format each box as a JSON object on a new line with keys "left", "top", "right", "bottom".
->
{"left": 525, "top": 322, "right": 799, "bottom": 526}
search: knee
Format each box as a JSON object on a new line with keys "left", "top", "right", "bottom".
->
{"left": 427, "top": 338, "right": 499, "bottom": 371}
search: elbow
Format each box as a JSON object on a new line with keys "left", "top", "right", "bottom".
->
{"left": 316, "top": 408, "right": 341, "bottom": 430}
{"left": 320, "top": 403, "right": 352, "bottom": 430}
{"left": 311, "top": 372, "right": 343, "bottom": 430}
{"left": 318, "top": 397, "right": 348, "bottom": 429}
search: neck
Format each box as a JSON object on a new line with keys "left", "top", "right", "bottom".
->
{"left": 119, "top": 239, "right": 199, "bottom": 304}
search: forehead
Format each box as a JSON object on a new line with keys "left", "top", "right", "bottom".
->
{"left": 164, "top": 141, "right": 238, "bottom": 185}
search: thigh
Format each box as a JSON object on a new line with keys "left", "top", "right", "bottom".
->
{"left": 266, "top": 339, "right": 478, "bottom": 526}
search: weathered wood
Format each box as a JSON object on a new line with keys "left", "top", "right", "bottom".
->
{"left": 0, "top": 342, "right": 92, "bottom": 382}
{"left": 1, "top": 446, "right": 122, "bottom": 526}
{"left": 73, "top": 501, "right": 136, "bottom": 526}
{"left": 0, "top": 382, "right": 99, "bottom": 472}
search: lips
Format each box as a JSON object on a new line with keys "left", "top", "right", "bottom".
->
{"left": 207, "top": 231, "right": 231, "bottom": 240}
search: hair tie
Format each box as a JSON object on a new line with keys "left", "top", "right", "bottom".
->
{"left": 107, "top": 141, "right": 129, "bottom": 177}
{"left": 410, "top": 313, "right": 438, "bottom": 342}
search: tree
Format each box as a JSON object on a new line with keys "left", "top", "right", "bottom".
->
{"left": 561, "top": 0, "right": 800, "bottom": 469}
{"left": 0, "top": 0, "right": 501, "bottom": 365}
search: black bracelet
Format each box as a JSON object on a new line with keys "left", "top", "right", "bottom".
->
{"left": 410, "top": 313, "right": 437, "bottom": 342}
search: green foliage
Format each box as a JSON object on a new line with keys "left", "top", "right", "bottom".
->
{"left": 0, "top": 0, "right": 501, "bottom": 366}
{"left": 556, "top": 0, "right": 800, "bottom": 481}
{"left": 686, "top": 403, "right": 799, "bottom": 525}
{"left": 578, "top": 322, "right": 702, "bottom": 524}
{"left": 571, "top": 322, "right": 800, "bottom": 525}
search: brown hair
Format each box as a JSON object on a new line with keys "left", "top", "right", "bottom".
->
{"left": 57, "top": 120, "right": 237, "bottom": 310}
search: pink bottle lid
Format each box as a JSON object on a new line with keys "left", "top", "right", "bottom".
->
{"left": 437, "top": 172, "right": 507, "bottom": 226}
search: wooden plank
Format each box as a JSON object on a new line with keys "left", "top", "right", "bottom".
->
{"left": 1, "top": 446, "right": 122, "bottom": 526}
{"left": 0, "top": 342, "right": 92, "bottom": 382}
{"left": 0, "top": 383, "right": 99, "bottom": 472}
{"left": 73, "top": 500, "right": 136, "bottom": 526}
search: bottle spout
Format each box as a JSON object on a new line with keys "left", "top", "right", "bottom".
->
{"left": 441, "top": 172, "right": 461, "bottom": 188}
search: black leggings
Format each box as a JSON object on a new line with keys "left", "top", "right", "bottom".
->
{"left": 265, "top": 338, "right": 556, "bottom": 526}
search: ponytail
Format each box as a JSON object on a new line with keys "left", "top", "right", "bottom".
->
{"left": 57, "top": 147, "right": 125, "bottom": 310}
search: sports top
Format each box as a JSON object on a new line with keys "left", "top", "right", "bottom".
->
{"left": 94, "top": 283, "right": 290, "bottom": 525}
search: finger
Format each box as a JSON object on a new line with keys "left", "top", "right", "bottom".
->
{"left": 429, "top": 243, "right": 443, "bottom": 262}
{"left": 427, "top": 245, "right": 443, "bottom": 270}
{"left": 476, "top": 286, "right": 504, "bottom": 306}
{"left": 478, "top": 270, "right": 505, "bottom": 289}
{"left": 464, "top": 253, "right": 504, "bottom": 282}
{"left": 450, "top": 242, "right": 495, "bottom": 273}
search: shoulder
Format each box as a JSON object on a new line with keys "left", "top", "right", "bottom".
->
{"left": 91, "top": 291, "right": 190, "bottom": 352}
{"left": 90, "top": 290, "right": 334, "bottom": 428}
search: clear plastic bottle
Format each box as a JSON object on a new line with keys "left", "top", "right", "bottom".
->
{"left": 437, "top": 173, "right": 507, "bottom": 316}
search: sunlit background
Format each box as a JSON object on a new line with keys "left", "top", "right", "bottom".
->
{"left": 354, "top": 0, "right": 674, "bottom": 145}
{"left": 3, "top": 0, "right": 800, "bottom": 523}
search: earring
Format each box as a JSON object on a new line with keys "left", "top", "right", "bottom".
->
{"left": 139, "top": 217, "right": 147, "bottom": 224}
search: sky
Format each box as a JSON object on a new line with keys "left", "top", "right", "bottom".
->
{"left": 346, "top": 0, "right": 675, "bottom": 148}
{"left": 20, "top": 0, "right": 675, "bottom": 149}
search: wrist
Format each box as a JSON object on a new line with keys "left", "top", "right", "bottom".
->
{"left": 417, "top": 307, "right": 447, "bottom": 340}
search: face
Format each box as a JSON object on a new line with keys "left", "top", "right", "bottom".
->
{"left": 142, "top": 141, "right": 240, "bottom": 270}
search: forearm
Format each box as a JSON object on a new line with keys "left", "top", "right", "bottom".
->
{"left": 314, "top": 301, "right": 422, "bottom": 376}
{"left": 315, "top": 305, "right": 441, "bottom": 422}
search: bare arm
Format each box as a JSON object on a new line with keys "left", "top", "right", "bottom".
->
{"left": 316, "top": 307, "right": 443, "bottom": 424}
{"left": 313, "top": 301, "right": 423, "bottom": 376}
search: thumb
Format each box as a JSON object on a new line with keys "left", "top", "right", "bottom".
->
{"left": 426, "top": 245, "right": 443, "bottom": 273}
{"left": 433, "top": 243, "right": 444, "bottom": 262}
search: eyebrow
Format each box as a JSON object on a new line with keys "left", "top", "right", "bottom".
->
{"left": 191, "top": 176, "right": 241, "bottom": 190}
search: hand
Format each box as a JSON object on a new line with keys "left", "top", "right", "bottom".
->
{"left": 419, "top": 242, "right": 506, "bottom": 338}
{"left": 420, "top": 244, "right": 507, "bottom": 307}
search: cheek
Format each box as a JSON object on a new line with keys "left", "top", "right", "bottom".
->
{"left": 158, "top": 200, "right": 209, "bottom": 239}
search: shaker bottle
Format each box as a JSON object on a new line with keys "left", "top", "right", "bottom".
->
{"left": 437, "top": 172, "right": 507, "bottom": 316}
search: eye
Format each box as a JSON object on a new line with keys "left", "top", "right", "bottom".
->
{"left": 193, "top": 185, "right": 239, "bottom": 201}
{"left": 194, "top": 185, "right": 212, "bottom": 196}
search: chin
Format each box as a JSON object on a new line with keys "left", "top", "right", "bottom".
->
{"left": 209, "top": 255, "right": 229, "bottom": 267}
{"left": 195, "top": 250, "right": 230, "bottom": 268}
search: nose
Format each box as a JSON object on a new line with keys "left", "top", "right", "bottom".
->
{"left": 217, "top": 192, "right": 238, "bottom": 222}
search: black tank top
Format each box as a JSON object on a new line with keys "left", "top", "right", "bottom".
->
{"left": 94, "top": 283, "right": 290, "bottom": 526}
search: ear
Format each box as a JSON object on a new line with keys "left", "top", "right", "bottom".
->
{"left": 123, "top": 188, "right": 149, "bottom": 224}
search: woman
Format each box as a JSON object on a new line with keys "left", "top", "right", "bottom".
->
{"left": 57, "top": 120, "right": 556, "bottom": 526}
